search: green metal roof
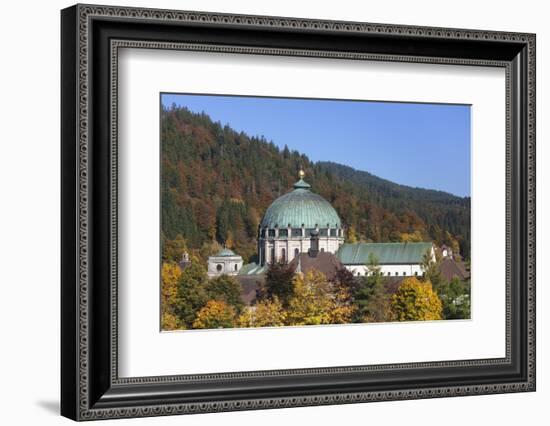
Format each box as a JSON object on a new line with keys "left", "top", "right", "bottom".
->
{"left": 260, "top": 179, "right": 341, "bottom": 229}
{"left": 292, "top": 178, "right": 311, "bottom": 189}
{"left": 215, "top": 248, "right": 238, "bottom": 257}
{"left": 238, "top": 263, "right": 267, "bottom": 276}
{"left": 336, "top": 242, "right": 432, "bottom": 265}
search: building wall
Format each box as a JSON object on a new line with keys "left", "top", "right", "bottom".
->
{"left": 345, "top": 263, "right": 424, "bottom": 278}
{"left": 258, "top": 224, "right": 345, "bottom": 265}
{"left": 260, "top": 236, "right": 344, "bottom": 265}
{"left": 207, "top": 256, "right": 244, "bottom": 277}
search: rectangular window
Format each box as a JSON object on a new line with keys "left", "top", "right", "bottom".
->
{"left": 278, "top": 229, "right": 288, "bottom": 237}
{"left": 319, "top": 228, "right": 328, "bottom": 237}
{"left": 291, "top": 228, "right": 302, "bottom": 237}
{"left": 268, "top": 229, "right": 275, "bottom": 237}
{"left": 330, "top": 229, "right": 338, "bottom": 237}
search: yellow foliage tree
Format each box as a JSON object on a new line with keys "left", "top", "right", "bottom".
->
{"left": 225, "top": 230, "right": 234, "bottom": 249}
{"left": 161, "top": 262, "right": 181, "bottom": 306}
{"left": 162, "top": 234, "right": 188, "bottom": 263}
{"left": 390, "top": 277, "right": 443, "bottom": 321}
{"left": 237, "top": 297, "right": 287, "bottom": 327}
{"left": 161, "top": 312, "right": 182, "bottom": 331}
{"left": 400, "top": 230, "right": 424, "bottom": 242}
{"left": 328, "top": 287, "right": 357, "bottom": 324}
{"left": 286, "top": 271, "right": 336, "bottom": 326}
{"left": 192, "top": 300, "right": 237, "bottom": 329}
{"left": 346, "top": 226, "right": 358, "bottom": 244}
{"left": 160, "top": 262, "right": 182, "bottom": 330}
{"left": 282, "top": 271, "right": 358, "bottom": 326}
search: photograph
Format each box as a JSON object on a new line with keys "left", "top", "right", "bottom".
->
{"left": 160, "top": 93, "right": 472, "bottom": 331}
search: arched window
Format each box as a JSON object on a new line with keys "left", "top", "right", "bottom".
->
{"left": 281, "top": 248, "right": 286, "bottom": 263}
{"left": 294, "top": 248, "right": 299, "bottom": 258}
{"left": 234, "top": 264, "right": 238, "bottom": 271}
{"left": 320, "top": 247, "right": 325, "bottom": 252}
{"left": 216, "top": 264, "right": 223, "bottom": 272}
{"left": 270, "top": 247, "right": 275, "bottom": 263}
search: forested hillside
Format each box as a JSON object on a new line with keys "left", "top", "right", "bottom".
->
{"left": 161, "top": 105, "right": 470, "bottom": 264}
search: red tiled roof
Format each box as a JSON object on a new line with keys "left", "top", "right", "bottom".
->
{"left": 440, "top": 258, "right": 470, "bottom": 282}
{"left": 288, "top": 251, "right": 343, "bottom": 280}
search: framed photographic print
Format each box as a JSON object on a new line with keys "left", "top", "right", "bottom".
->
{"left": 61, "top": 4, "right": 536, "bottom": 421}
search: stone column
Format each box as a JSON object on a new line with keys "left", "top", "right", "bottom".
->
{"left": 264, "top": 238, "right": 269, "bottom": 264}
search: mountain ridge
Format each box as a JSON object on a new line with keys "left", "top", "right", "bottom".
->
{"left": 316, "top": 161, "right": 469, "bottom": 201}
{"left": 161, "top": 105, "right": 470, "bottom": 263}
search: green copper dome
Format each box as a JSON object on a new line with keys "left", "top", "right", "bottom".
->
{"left": 260, "top": 178, "right": 342, "bottom": 229}
{"left": 215, "top": 248, "right": 238, "bottom": 257}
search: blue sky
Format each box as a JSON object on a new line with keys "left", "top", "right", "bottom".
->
{"left": 161, "top": 93, "right": 471, "bottom": 197}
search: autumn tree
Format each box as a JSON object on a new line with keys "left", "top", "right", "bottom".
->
{"left": 205, "top": 275, "right": 244, "bottom": 314}
{"left": 161, "top": 313, "right": 181, "bottom": 331}
{"left": 400, "top": 230, "right": 424, "bottom": 242}
{"left": 262, "top": 262, "right": 295, "bottom": 306}
{"left": 237, "top": 297, "right": 287, "bottom": 327}
{"left": 331, "top": 267, "right": 359, "bottom": 301}
{"left": 346, "top": 226, "right": 358, "bottom": 243}
{"left": 162, "top": 234, "right": 188, "bottom": 263}
{"left": 330, "top": 267, "right": 359, "bottom": 324}
{"left": 390, "top": 277, "right": 443, "bottom": 321}
{"left": 175, "top": 259, "right": 209, "bottom": 327}
{"left": 286, "top": 271, "right": 335, "bottom": 326}
{"left": 161, "top": 262, "right": 183, "bottom": 330}
{"left": 328, "top": 286, "right": 357, "bottom": 324}
{"left": 192, "top": 300, "right": 237, "bottom": 329}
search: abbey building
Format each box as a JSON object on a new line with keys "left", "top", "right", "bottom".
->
{"left": 208, "top": 171, "right": 435, "bottom": 278}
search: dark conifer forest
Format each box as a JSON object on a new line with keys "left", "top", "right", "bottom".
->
{"left": 161, "top": 104, "right": 470, "bottom": 264}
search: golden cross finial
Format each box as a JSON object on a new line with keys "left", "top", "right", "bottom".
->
{"left": 298, "top": 169, "right": 305, "bottom": 179}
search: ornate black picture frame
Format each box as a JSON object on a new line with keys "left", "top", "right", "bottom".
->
{"left": 61, "top": 4, "right": 536, "bottom": 421}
